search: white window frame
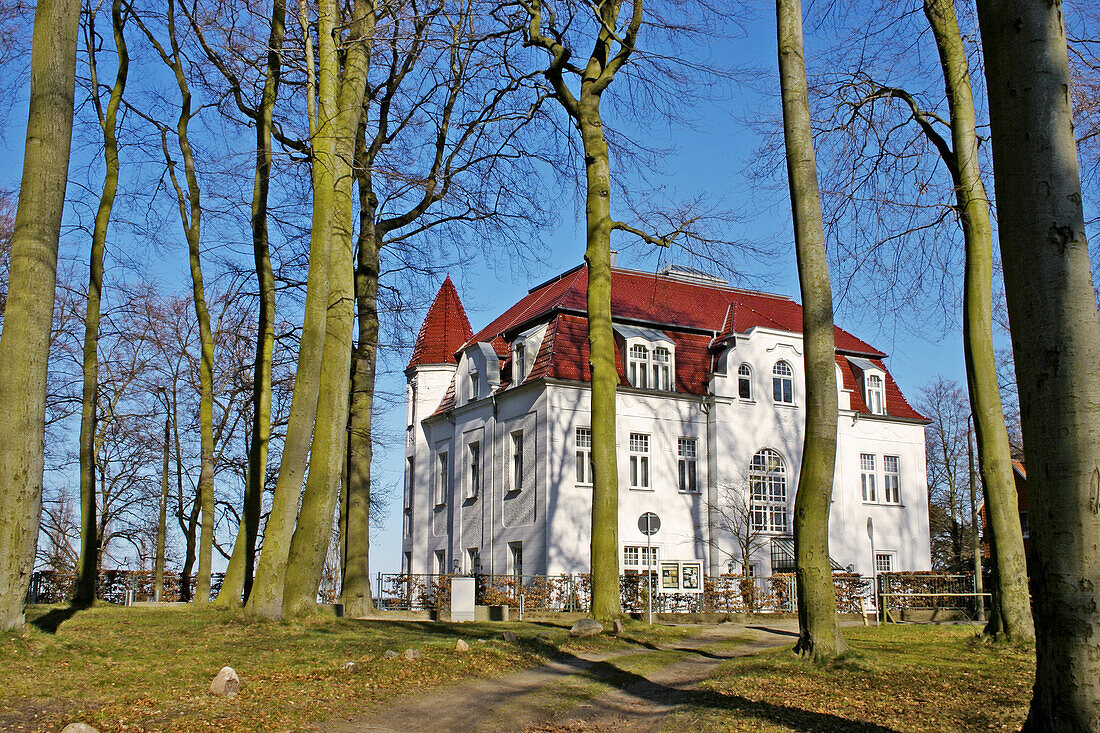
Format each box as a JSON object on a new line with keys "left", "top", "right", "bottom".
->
{"left": 865, "top": 373, "right": 884, "bottom": 414}
{"left": 435, "top": 451, "right": 449, "bottom": 506}
{"left": 749, "top": 448, "right": 788, "bottom": 533}
{"left": 628, "top": 344, "right": 650, "bottom": 389}
{"left": 466, "top": 547, "right": 480, "bottom": 574}
{"left": 861, "top": 453, "right": 877, "bottom": 502}
{"left": 508, "top": 541, "right": 523, "bottom": 580}
{"left": 737, "top": 363, "right": 753, "bottom": 400}
{"left": 466, "top": 442, "right": 480, "bottom": 500}
{"left": 629, "top": 432, "right": 651, "bottom": 490}
{"left": 874, "top": 551, "right": 896, "bottom": 574}
{"left": 624, "top": 338, "right": 676, "bottom": 391}
{"left": 883, "top": 454, "right": 901, "bottom": 504}
{"left": 772, "top": 361, "right": 794, "bottom": 404}
{"left": 624, "top": 545, "right": 658, "bottom": 570}
{"left": 513, "top": 340, "right": 527, "bottom": 384}
{"left": 677, "top": 437, "right": 698, "bottom": 493}
{"left": 575, "top": 427, "right": 593, "bottom": 486}
{"left": 510, "top": 430, "right": 524, "bottom": 492}
{"left": 468, "top": 361, "right": 480, "bottom": 402}
{"left": 653, "top": 346, "right": 672, "bottom": 391}
{"left": 435, "top": 549, "right": 447, "bottom": 575}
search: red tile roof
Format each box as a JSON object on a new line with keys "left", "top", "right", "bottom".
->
{"left": 424, "top": 265, "right": 924, "bottom": 421}
{"left": 406, "top": 276, "right": 472, "bottom": 371}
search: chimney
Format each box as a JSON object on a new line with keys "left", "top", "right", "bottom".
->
{"left": 609, "top": 250, "right": 618, "bottom": 268}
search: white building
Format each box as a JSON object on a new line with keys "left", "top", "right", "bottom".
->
{"left": 401, "top": 264, "right": 931, "bottom": 582}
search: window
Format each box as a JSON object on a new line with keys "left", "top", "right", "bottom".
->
{"left": 468, "top": 363, "right": 480, "bottom": 401}
{"left": 629, "top": 433, "right": 650, "bottom": 489}
{"left": 509, "top": 542, "right": 523, "bottom": 580}
{"left": 1020, "top": 511, "right": 1029, "bottom": 539}
{"left": 860, "top": 453, "right": 877, "bottom": 502}
{"left": 404, "top": 457, "right": 414, "bottom": 509}
{"left": 653, "top": 347, "right": 671, "bottom": 390}
{"left": 466, "top": 443, "right": 480, "bottom": 499}
{"left": 738, "top": 364, "right": 752, "bottom": 400}
{"left": 513, "top": 341, "right": 526, "bottom": 384}
{"left": 678, "top": 437, "right": 698, "bottom": 493}
{"left": 772, "top": 361, "right": 794, "bottom": 404}
{"left": 510, "top": 431, "right": 524, "bottom": 492}
{"left": 435, "top": 452, "right": 449, "bottom": 506}
{"left": 883, "top": 455, "right": 901, "bottom": 503}
{"left": 435, "top": 549, "right": 447, "bottom": 575}
{"left": 866, "top": 373, "right": 884, "bottom": 414}
{"left": 624, "top": 545, "right": 658, "bottom": 568}
{"left": 576, "top": 427, "right": 593, "bottom": 485}
{"left": 466, "top": 547, "right": 480, "bottom": 574}
{"left": 628, "top": 344, "right": 650, "bottom": 388}
{"left": 750, "top": 449, "right": 788, "bottom": 532}
{"left": 403, "top": 507, "right": 411, "bottom": 538}
{"left": 402, "top": 552, "right": 411, "bottom": 574}
{"left": 875, "top": 552, "right": 895, "bottom": 574}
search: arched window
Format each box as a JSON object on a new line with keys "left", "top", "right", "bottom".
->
{"left": 628, "top": 344, "right": 649, "bottom": 388}
{"left": 772, "top": 361, "right": 793, "bottom": 404}
{"left": 865, "top": 373, "right": 884, "bottom": 414}
{"left": 749, "top": 449, "right": 788, "bottom": 532}
{"left": 737, "top": 363, "right": 752, "bottom": 400}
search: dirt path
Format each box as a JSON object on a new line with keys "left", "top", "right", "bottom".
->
{"left": 314, "top": 622, "right": 801, "bottom": 733}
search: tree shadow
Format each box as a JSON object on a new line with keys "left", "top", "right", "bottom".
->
{"left": 28, "top": 603, "right": 86, "bottom": 634}
{"left": 748, "top": 624, "right": 799, "bottom": 638}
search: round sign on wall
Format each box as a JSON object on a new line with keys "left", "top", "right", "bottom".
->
{"left": 638, "top": 512, "right": 661, "bottom": 536}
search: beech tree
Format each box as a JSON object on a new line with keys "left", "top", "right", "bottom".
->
{"left": 0, "top": 0, "right": 81, "bottom": 630}
{"left": 976, "top": 0, "right": 1100, "bottom": 728}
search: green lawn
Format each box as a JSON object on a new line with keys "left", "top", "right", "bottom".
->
{"left": 663, "top": 624, "right": 1034, "bottom": 732}
{"left": 0, "top": 604, "right": 686, "bottom": 732}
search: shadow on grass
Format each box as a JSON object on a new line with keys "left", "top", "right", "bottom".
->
{"left": 544, "top": 646, "right": 902, "bottom": 733}
{"left": 28, "top": 603, "right": 86, "bottom": 634}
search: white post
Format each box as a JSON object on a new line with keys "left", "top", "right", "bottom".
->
{"left": 647, "top": 530, "right": 653, "bottom": 625}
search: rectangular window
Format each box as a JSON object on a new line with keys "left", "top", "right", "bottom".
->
{"left": 514, "top": 342, "right": 526, "bottom": 384}
{"left": 403, "top": 507, "right": 411, "bottom": 538}
{"left": 469, "top": 366, "right": 479, "bottom": 401}
{"left": 629, "top": 344, "right": 649, "bottom": 389}
{"left": 875, "top": 552, "right": 895, "bottom": 574}
{"left": 576, "top": 427, "right": 593, "bottom": 485}
{"left": 467, "top": 442, "right": 480, "bottom": 499}
{"left": 510, "top": 431, "right": 524, "bottom": 492}
{"left": 738, "top": 365, "right": 752, "bottom": 400}
{"left": 866, "top": 374, "right": 884, "bottom": 414}
{"left": 466, "top": 547, "right": 480, "bottom": 574}
{"left": 436, "top": 452, "right": 449, "bottom": 506}
{"left": 678, "top": 437, "right": 698, "bottom": 492}
{"left": 624, "top": 545, "right": 658, "bottom": 568}
{"left": 883, "top": 455, "right": 900, "bottom": 503}
{"left": 653, "top": 347, "right": 671, "bottom": 391}
{"left": 404, "top": 457, "right": 414, "bottom": 510}
{"left": 1020, "top": 511, "right": 1029, "bottom": 539}
{"left": 509, "top": 542, "right": 523, "bottom": 580}
{"left": 623, "top": 546, "right": 640, "bottom": 567}
{"left": 402, "top": 552, "right": 411, "bottom": 574}
{"left": 629, "top": 433, "right": 650, "bottom": 489}
{"left": 435, "top": 549, "right": 447, "bottom": 575}
{"left": 860, "top": 453, "right": 877, "bottom": 502}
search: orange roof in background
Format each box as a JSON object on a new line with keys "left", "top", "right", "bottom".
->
{"left": 406, "top": 276, "right": 472, "bottom": 371}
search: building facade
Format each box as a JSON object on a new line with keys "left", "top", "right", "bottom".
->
{"left": 401, "top": 264, "right": 932, "bottom": 581}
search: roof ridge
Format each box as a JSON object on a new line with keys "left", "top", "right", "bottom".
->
{"left": 407, "top": 276, "right": 473, "bottom": 370}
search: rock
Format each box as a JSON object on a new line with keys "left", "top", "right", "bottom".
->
{"left": 569, "top": 619, "right": 604, "bottom": 638}
{"left": 500, "top": 630, "right": 517, "bottom": 643}
{"left": 455, "top": 639, "right": 470, "bottom": 652}
{"left": 342, "top": 661, "right": 359, "bottom": 673}
{"left": 209, "top": 666, "right": 240, "bottom": 697}
{"left": 382, "top": 649, "right": 399, "bottom": 659}
{"left": 534, "top": 634, "right": 553, "bottom": 644}
{"left": 402, "top": 648, "right": 423, "bottom": 661}
{"left": 61, "top": 725, "right": 100, "bottom": 733}
{"left": 611, "top": 619, "right": 625, "bottom": 636}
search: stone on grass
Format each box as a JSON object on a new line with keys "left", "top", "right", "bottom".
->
{"left": 455, "top": 639, "right": 470, "bottom": 652}
{"left": 569, "top": 619, "right": 603, "bottom": 638}
{"left": 61, "top": 724, "right": 100, "bottom": 733}
{"left": 611, "top": 619, "right": 625, "bottom": 636}
{"left": 500, "top": 630, "right": 517, "bottom": 643}
{"left": 383, "top": 649, "right": 399, "bottom": 659}
{"left": 402, "top": 648, "right": 423, "bottom": 661}
{"left": 534, "top": 634, "right": 553, "bottom": 644}
{"left": 342, "top": 661, "right": 360, "bottom": 673}
{"left": 209, "top": 666, "right": 240, "bottom": 697}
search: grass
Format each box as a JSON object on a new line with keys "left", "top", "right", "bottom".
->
{"left": 661, "top": 624, "right": 1034, "bottom": 732}
{"left": 0, "top": 604, "right": 686, "bottom": 732}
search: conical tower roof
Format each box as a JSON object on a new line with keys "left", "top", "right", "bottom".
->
{"left": 406, "top": 276, "right": 472, "bottom": 371}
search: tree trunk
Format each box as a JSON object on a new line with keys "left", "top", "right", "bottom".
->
{"left": 579, "top": 91, "right": 621, "bottom": 623}
{"left": 75, "top": 0, "right": 128, "bottom": 608}
{"left": 215, "top": 0, "right": 285, "bottom": 609}
{"left": 923, "top": 0, "right": 1033, "bottom": 642}
{"left": 341, "top": 171, "right": 379, "bottom": 618}
{"left": 173, "top": 389, "right": 197, "bottom": 602}
{"left": 976, "top": 0, "right": 1100, "bottom": 728}
{"left": 776, "top": 0, "right": 847, "bottom": 660}
{"left": 155, "top": 410, "right": 169, "bottom": 602}
{"left": 0, "top": 0, "right": 81, "bottom": 631}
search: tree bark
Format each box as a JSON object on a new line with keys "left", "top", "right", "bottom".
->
{"left": 776, "top": 0, "right": 847, "bottom": 660}
{"left": 923, "top": 0, "right": 1033, "bottom": 642}
{"left": 155, "top": 409, "right": 169, "bottom": 602}
{"left": 0, "top": 0, "right": 81, "bottom": 631}
{"left": 976, "top": 0, "right": 1100, "bottom": 728}
{"left": 215, "top": 0, "right": 285, "bottom": 609}
{"left": 75, "top": 0, "right": 128, "bottom": 608}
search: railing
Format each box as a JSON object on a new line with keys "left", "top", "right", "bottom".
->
{"left": 376, "top": 571, "right": 874, "bottom": 614}
{"left": 876, "top": 572, "right": 987, "bottom": 619}
{"left": 27, "top": 570, "right": 225, "bottom": 605}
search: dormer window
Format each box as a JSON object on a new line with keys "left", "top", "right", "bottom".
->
{"left": 513, "top": 341, "right": 526, "bottom": 384}
{"left": 653, "top": 347, "right": 671, "bottom": 390}
{"left": 865, "top": 374, "right": 884, "bottom": 414}
{"left": 738, "top": 364, "right": 752, "bottom": 400}
{"left": 772, "top": 361, "right": 794, "bottom": 404}
{"left": 628, "top": 344, "right": 649, "bottom": 388}
{"left": 468, "top": 362, "right": 479, "bottom": 402}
